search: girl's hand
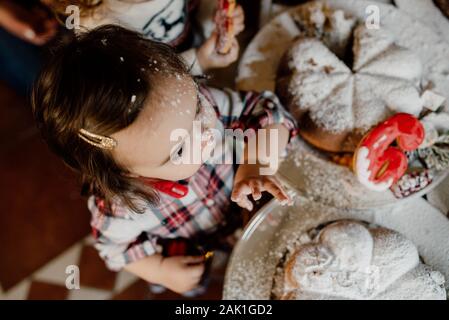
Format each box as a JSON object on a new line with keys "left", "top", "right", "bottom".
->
{"left": 157, "top": 256, "right": 205, "bottom": 294}
{"left": 196, "top": 32, "right": 239, "bottom": 71}
{"left": 196, "top": 4, "right": 244, "bottom": 71}
{"left": 231, "top": 165, "right": 291, "bottom": 211}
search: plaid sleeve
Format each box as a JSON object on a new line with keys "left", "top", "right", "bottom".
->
{"left": 88, "top": 196, "right": 159, "bottom": 271}
{"left": 237, "top": 90, "right": 298, "bottom": 141}
{"left": 204, "top": 87, "right": 297, "bottom": 140}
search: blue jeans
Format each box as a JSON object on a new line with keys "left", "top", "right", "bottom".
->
{"left": 0, "top": 27, "right": 43, "bottom": 96}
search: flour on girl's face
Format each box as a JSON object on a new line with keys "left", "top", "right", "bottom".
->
{"left": 111, "top": 75, "right": 215, "bottom": 181}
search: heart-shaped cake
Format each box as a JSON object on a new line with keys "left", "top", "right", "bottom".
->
{"left": 273, "top": 221, "right": 446, "bottom": 300}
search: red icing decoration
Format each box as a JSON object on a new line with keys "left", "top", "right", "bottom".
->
{"left": 355, "top": 113, "right": 425, "bottom": 186}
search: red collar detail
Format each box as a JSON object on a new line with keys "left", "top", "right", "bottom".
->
{"left": 141, "top": 178, "right": 189, "bottom": 199}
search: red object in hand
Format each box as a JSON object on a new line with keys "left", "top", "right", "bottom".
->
{"left": 215, "top": 0, "right": 236, "bottom": 54}
{"left": 353, "top": 113, "right": 425, "bottom": 191}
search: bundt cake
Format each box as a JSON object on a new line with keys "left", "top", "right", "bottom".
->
{"left": 276, "top": 6, "right": 425, "bottom": 152}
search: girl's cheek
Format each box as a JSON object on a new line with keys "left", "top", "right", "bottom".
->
{"left": 155, "top": 164, "right": 201, "bottom": 180}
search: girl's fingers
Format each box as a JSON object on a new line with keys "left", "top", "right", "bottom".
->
{"left": 203, "top": 32, "right": 218, "bottom": 54}
{"left": 232, "top": 8, "right": 245, "bottom": 35}
{"left": 230, "top": 184, "right": 242, "bottom": 202}
{"left": 263, "top": 178, "right": 289, "bottom": 204}
{"left": 232, "top": 5, "right": 244, "bottom": 21}
{"left": 265, "top": 176, "right": 287, "bottom": 197}
{"left": 227, "top": 39, "right": 239, "bottom": 61}
{"left": 218, "top": 39, "right": 239, "bottom": 63}
{"left": 249, "top": 180, "right": 262, "bottom": 201}
{"left": 238, "top": 196, "right": 253, "bottom": 211}
{"left": 233, "top": 22, "right": 244, "bottom": 36}
{"left": 234, "top": 176, "right": 290, "bottom": 207}
{"left": 231, "top": 181, "right": 251, "bottom": 202}
{"left": 232, "top": 186, "right": 253, "bottom": 210}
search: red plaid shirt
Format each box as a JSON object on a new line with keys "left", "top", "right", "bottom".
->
{"left": 88, "top": 87, "right": 297, "bottom": 271}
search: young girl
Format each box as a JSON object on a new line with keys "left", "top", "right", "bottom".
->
{"left": 32, "top": 25, "right": 296, "bottom": 294}
{"left": 43, "top": 0, "right": 245, "bottom": 75}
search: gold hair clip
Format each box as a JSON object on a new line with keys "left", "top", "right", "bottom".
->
{"left": 78, "top": 128, "right": 117, "bottom": 150}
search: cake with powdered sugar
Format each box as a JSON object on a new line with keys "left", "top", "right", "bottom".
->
{"left": 276, "top": 3, "right": 425, "bottom": 152}
{"left": 271, "top": 220, "right": 446, "bottom": 300}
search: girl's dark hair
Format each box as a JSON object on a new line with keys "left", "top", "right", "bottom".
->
{"left": 32, "top": 25, "right": 190, "bottom": 212}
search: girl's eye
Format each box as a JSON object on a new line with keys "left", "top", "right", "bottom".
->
{"left": 177, "top": 146, "right": 183, "bottom": 157}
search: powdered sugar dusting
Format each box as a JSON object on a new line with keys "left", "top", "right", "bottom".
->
{"left": 224, "top": 196, "right": 448, "bottom": 300}
{"left": 273, "top": 220, "right": 444, "bottom": 300}
{"left": 275, "top": 135, "right": 447, "bottom": 210}
{"left": 277, "top": 139, "right": 398, "bottom": 208}
{"left": 237, "top": 0, "right": 449, "bottom": 111}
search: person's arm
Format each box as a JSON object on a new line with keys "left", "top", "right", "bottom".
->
{"left": 215, "top": 90, "right": 297, "bottom": 210}
{"left": 232, "top": 123, "right": 291, "bottom": 211}
{"left": 88, "top": 197, "right": 205, "bottom": 294}
{"left": 0, "top": 0, "right": 57, "bottom": 45}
